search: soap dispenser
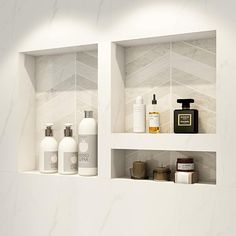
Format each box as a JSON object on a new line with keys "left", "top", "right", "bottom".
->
{"left": 39, "top": 123, "right": 58, "bottom": 173}
{"left": 58, "top": 124, "right": 78, "bottom": 174}
{"left": 78, "top": 111, "right": 97, "bottom": 176}
{"left": 174, "top": 99, "right": 198, "bottom": 133}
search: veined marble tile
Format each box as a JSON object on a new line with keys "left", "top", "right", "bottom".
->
{"left": 184, "top": 37, "right": 216, "bottom": 53}
{"left": 172, "top": 41, "right": 216, "bottom": 67}
{"left": 126, "top": 43, "right": 170, "bottom": 75}
{"left": 125, "top": 44, "right": 158, "bottom": 64}
{"left": 172, "top": 68, "right": 216, "bottom": 98}
{"left": 36, "top": 53, "right": 76, "bottom": 92}
{"left": 35, "top": 51, "right": 98, "bottom": 168}
{"left": 76, "top": 51, "right": 98, "bottom": 124}
{"left": 124, "top": 37, "right": 216, "bottom": 134}
{"left": 171, "top": 52, "right": 215, "bottom": 83}
{"left": 125, "top": 42, "right": 171, "bottom": 132}
{"left": 35, "top": 53, "right": 77, "bottom": 167}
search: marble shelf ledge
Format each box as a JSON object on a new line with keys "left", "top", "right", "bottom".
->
{"left": 19, "top": 170, "right": 99, "bottom": 179}
{"left": 111, "top": 177, "right": 216, "bottom": 186}
{"left": 111, "top": 133, "right": 217, "bottom": 152}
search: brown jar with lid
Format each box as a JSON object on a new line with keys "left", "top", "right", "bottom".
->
{"left": 153, "top": 167, "right": 171, "bottom": 181}
{"left": 176, "top": 158, "right": 194, "bottom": 172}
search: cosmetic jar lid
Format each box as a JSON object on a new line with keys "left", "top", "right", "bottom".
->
{"left": 153, "top": 167, "right": 171, "bottom": 174}
{"left": 177, "top": 158, "right": 194, "bottom": 163}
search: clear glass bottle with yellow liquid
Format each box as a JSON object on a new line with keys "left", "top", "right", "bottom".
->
{"left": 148, "top": 94, "right": 160, "bottom": 133}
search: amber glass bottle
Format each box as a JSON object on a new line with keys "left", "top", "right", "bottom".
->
{"left": 148, "top": 94, "right": 160, "bottom": 133}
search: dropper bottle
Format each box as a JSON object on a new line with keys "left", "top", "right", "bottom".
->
{"left": 148, "top": 94, "right": 160, "bottom": 133}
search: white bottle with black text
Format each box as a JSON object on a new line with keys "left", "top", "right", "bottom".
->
{"left": 78, "top": 111, "right": 97, "bottom": 176}
{"left": 133, "top": 96, "right": 146, "bottom": 133}
{"left": 39, "top": 123, "right": 58, "bottom": 173}
{"left": 58, "top": 124, "right": 78, "bottom": 175}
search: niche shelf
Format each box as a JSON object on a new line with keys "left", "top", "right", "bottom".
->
{"left": 18, "top": 44, "right": 98, "bottom": 175}
{"left": 111, "top": 149, "right": 216, "bottom": 185}
{"left": 111, "top": 31, "right": 216, "bottom": 135}
{"left": 111, "top": 133, "right": 216, "bottom": 152}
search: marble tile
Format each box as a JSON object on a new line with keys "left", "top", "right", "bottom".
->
{"left": 124, "top": 37, "right": 216, "bottom": 134}
{"left": 125, "top": 43, "right": 171, "bottom": 132}
{"left": 171, "top": 38, "right": 216, "bottom": 133}
{"left": 76, "top": 50, "right": 98, "bottom": 125}
{"left": 126, "top": 43, "right": 170, "bottom": 75}
{"left": 35, "top": 51, "right": 98, "bottom": 168}
{"left": 184, "top": 38, "right": 216, "bottom": 53}
{"left": 35, "top": 53, "right": 76, "bottom": 168}
{"left": 172, "top": 41, "right": 216, "bottom": 67}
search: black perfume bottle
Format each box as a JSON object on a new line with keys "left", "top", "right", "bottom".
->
{"left": 174, "top": 99, "right": 198, "bottom": 133}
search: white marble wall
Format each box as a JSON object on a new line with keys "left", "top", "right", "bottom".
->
{"left": 36, "top": 51, "right": 97, "bottom": 167}
{"left": 125, "top": 37, "right": 216, "bottom": 133}
{"left": 1, "top": 0, "right": 236, "bottom": 236}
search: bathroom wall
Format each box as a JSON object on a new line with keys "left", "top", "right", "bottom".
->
{"left": 1, "top": 0, "right": 236, "bottom": 236}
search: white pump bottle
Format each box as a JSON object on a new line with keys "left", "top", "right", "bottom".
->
{"left": 39, "top": 123, "right": 58, "bottom": 173}
{"left": 78, "top": 111, "right": 97, "bottom": 176}
{"left": 58, "top": 124, "right": 78, "bottom": 175}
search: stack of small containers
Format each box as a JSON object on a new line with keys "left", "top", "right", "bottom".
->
{"left": 175, "top": 158, "right": 198, "bottom": 184}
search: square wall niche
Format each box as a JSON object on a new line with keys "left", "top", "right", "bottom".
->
{"left": 18, "top": 44, "right": 98, "bottom": 172}
{"left": 111, "top": 31, "right": 216, "bottom": 134}
{"left": 111, "top": 149, "right": 216, "bottom": 185}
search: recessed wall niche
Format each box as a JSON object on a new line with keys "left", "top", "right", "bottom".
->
{"left": 18, "top": 45, "right": 98, "bottom": 172}
{"left": 111, "top": 31, "right": 216, "bottom": 133}
{"left": 111, "top": 149, "right": 216, "bottom": 185}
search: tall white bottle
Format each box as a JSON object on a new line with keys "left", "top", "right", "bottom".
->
{"left": 78, "top": 111, "right": 97, "bottom": 176}
{"left": 39, "top": 123, "right": 58, "bottom": 173}
{"left": 133, "top": 96, "right": 146, "bottom": 133}
{"left": 58, "top": 124, "right": 78, "bottom": 175}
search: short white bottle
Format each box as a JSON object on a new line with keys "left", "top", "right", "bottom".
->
{"left": 58, "top": 124, "right": 78, "bottom": 175}
{"left": 39, "top": 123, "right": 58, "bottom": 174}
{"left": 78, "top": 111, "right": 97, "bottom": 176}
{"left": 133, "top": 96, "right": 146, "bottom": 133}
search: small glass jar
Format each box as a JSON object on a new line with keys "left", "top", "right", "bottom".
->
{"left": 153, "top": 167, "right": 171, "bottom": 181}
{"left": 176, "top": 158, "right": 194, "bottom": 172}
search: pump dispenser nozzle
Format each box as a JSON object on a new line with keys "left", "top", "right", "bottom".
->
{"left": 45, "top": 123, "right": 54, "bottom": 136}
{"left": 84, "top": 110, "right": 93, "bottom": 118}
{"left": 177, "top": 99, "right": 194, "bottom": 110}
{"left": 64, "top": 123, "right": 73, "bottom": 137}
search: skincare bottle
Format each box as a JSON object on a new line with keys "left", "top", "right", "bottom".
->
{"left": 78, "top": 111, "right": 97, "bottom": 176}
{"left": 133, "top": 96, "right": 146, "bottom": 133}
{"left": 148, "top": 94, "right": 160, "bottom": 133}
{"left": 39, "top": 123, "right": 58, "bottom": 173}
{"left": 174, "top": 99, "right": 198, "bottom": 133}
{"left": 58, "top": 124, "right": 78, "bottom": 175}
